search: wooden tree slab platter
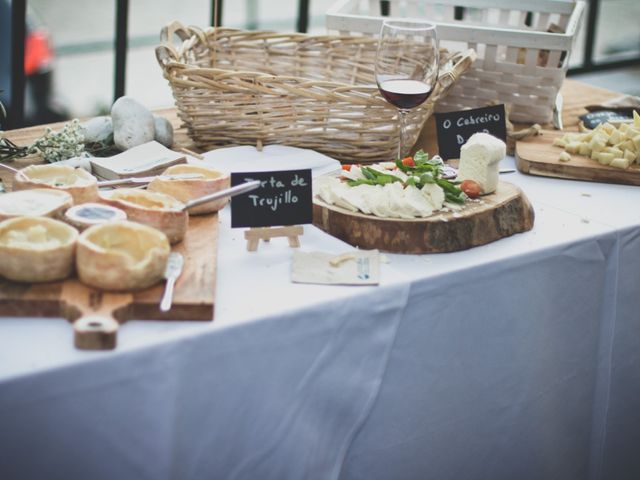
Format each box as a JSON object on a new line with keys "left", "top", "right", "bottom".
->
{"left": 516, "top": 129, "right": 640, "bottom": 186}
{"left": 312, "top": 181, "right": 534, "bottom": 254}
{"left": 0, "top": 214, "right": 218, "bottom": 350}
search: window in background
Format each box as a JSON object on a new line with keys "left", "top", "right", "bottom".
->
{"left": 593, "top": 0, "right": 640, "bottom": 63}
{"left": 28, "top": 0, "right": 116, "bottom": 119}
{"left": 126, "top": 0, "right": 212, "bottom": 111}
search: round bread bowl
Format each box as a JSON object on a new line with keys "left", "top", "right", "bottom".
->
{"left": 77, "top": 220, "right": 170, "bottom": 291}
{"left": 0, "top": 188, "right": 73, "bottom": 221}
{"left": 14, "top": 164, "right": 99, "bottom": 204}
{"left": 0, "top": 216, "right": 78, "bottom": 282}
{"left": 99, "top": 188, "right": 187, "bottom": 244}
{"left": 147, "top": 164, "right": 230, "bottom": 215}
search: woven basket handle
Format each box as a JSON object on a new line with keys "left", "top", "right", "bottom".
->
{"left": 156, "top": 21, "right": 192, "bottom": 67}
{"left": 432, "top": 48, "right": 477, "bottom": 103}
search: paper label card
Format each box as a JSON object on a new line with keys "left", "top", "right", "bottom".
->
{"left": 230, "top": 169, "right": 312, "bottom": 228}
{"left": 435, "top": 104, "right": 507, "bottom": 160}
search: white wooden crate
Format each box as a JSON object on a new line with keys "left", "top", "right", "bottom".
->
{"left": 327, "top": 0, "right": 585, "bottom": 124}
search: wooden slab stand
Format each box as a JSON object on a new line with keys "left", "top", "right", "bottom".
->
{"left": 516, "top": 129, "right": 640, "bottom": 186}
{"left": 313, "top": 181, "right": 534, "bottom": 254}
{"left": 0, "top": 214, "right": 219, "bottom": 350}
{"left": 244, "top": 226, "right": 303, "bottom": 251}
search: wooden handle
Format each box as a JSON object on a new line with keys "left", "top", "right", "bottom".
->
{"left": 61, "top": 281, "right": 132, "bottom": 350}
{"left": 74, "top": 315, "right": 119, "bottom": 350}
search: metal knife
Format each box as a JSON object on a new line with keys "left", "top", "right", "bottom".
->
{"left": 552, "top": 93, "right": 564, "bottom": 130}
{"left": 160, "top": 252, "right": 184, "bottom": 312}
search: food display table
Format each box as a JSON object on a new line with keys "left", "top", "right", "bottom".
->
{"left": 1, "top": 80, "right": 639, "bottom": 480}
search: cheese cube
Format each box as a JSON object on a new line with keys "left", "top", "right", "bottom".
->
{"left": 624, "top": 149, "right": 636, "bottom": 162}
{"left": 566, "top": 142, "right": 582, "bottom": 154}
{"left": 604, "top": 146, "right": 623, "bottom": 157}
{"left": 553, "top": 137, "right": 567, "bottom": 148}
{"left": 558, "top": 152, "right": 571, "bottom": 162}
{"left": 634, "top": 110, "right": 640, "bottom": 129}
{"left": 578, "top": 143, "right": 591, "bottom": 156}
{"left": 609, "top": 129, "right": 623, "bottom": 145}
{"left": 626, "top": 127, "right": 640, "bottom": 139}
{"left": 457, "top": 133, "right": 506, "bottom": 195}
{"left": 610, "top": 157, "right": 631, "bottom": 169}
{"left": 596, "top": 152, "right": 614, "bottom": 165}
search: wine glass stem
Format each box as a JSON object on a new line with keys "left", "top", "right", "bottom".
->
{"left": 398, "top": 109, "right": 409, "bottom": 160}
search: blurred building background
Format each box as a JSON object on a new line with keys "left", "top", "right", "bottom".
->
{"left": 2, "top": 0, "right": 639, "bottom": 127}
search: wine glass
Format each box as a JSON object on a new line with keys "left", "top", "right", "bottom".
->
{"left": 375, "top": 20, "right": 439, "bottom": 160}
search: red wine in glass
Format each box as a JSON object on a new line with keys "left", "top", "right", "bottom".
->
{"left": 375, "top": 20, "right": 439, "bottom": 159}
{"left": 378, "top": 79, "right": 433, "bottom": 110}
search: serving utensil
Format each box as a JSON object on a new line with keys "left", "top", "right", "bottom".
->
{"left": 160, "top": 252, "right": 184, "bottom": 312}
{"left": 181, "top": 179, "right": 261, "bottom": 212}
{"left": 441, "top": 166, "right": 516, "bottom": 179}
{"left": 0, "top": 162, "right": 20, "bottom": 174}
{"left": 97, "top": 172, "right": 203, "bottom": 187}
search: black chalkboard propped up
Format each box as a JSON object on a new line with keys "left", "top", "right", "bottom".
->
{"left": 435, "top": 104, "right": 507, "bottom": 160}
{"left": 230, "top": 169, "right": 313, "bottom": 228}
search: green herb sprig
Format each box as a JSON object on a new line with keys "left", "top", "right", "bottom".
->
{"left": 348, "top": 150, "right": 467, "bottom": 204}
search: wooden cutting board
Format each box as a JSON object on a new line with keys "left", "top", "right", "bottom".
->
{"left": 516, "top": 129, "right": 640, "bottom": 186}
{"left": 313, "top": 181, "right": 534, "bottom": 254}
{"left": 0, "top": 214, "right": 218, "bottom": 350}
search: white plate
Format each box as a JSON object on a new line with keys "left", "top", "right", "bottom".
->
{"left": 195, "top": 145, "right": 341, "bottom": 178}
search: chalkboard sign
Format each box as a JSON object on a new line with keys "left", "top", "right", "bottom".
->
{"left": 230, "top": 169, "right": 312, "bottom": 228}
{"left": 435, "top": 104, "right": 507, "bottom": 160}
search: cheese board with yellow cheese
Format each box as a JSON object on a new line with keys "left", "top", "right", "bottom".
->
{"left": 516, "top": 111, "right": 640, "bottom": 186}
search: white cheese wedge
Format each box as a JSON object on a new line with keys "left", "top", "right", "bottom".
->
{"left": 457, "top": 132, "right": 506, "bottom": 194}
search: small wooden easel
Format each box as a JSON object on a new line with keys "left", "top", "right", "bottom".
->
{"left": 244, "top": 226, "right": 303, "bottom": 252}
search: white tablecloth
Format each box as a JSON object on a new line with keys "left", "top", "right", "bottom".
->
{"left": 1, "top": 156, "right": 639, "bottom": 480}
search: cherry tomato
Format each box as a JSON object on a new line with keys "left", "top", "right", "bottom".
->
{"left": 401, "top": 157, "right": 415, "bottom": 167}
{"left": 342, "top": 164, "right": 352, "bottom": 171}
{"left": 460, "top": 180, "right": 482, "bottom": 198}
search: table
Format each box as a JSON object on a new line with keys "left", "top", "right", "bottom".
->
{"left": 1, "top": 81, "right": 639, "bottom": 480}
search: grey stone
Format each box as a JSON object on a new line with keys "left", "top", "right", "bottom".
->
{"left": 81, "top": 116, "right": 113, "bottom": 143}
{"left": 111, "top": 96, "right": 155, "bottom": 150}
{"left": 154, "top": 116, "right": 174, "bottom": 147}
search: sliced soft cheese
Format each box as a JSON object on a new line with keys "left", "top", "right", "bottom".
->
{"left": 403, "top": 185, "right": 435, "bottom": 217}
{"left": 420, "top": 183, "right": 445, "bottom": 211}
{"left": 457, "top": 132, "right": 506, "bottom": 194}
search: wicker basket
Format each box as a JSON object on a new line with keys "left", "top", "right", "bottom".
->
{"left": 156, "top": 22, "right": 475, "bottom": 163}
{"left": 327, "top": 0, "right": 585, "bottom": 124}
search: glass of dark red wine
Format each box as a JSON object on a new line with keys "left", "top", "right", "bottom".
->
{"left": 375, "top": 20, "right": 439, "bottom": 160}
